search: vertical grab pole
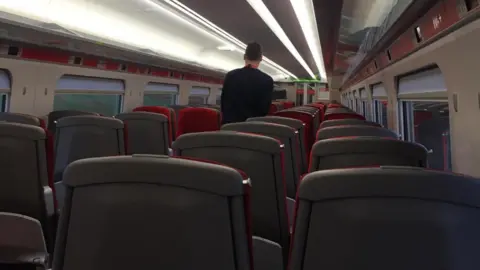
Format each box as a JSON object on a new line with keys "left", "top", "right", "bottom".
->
{"left": 303, "top": 83, "right": 308, "bottom": 105}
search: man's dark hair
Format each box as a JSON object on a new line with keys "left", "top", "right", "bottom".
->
{"left": 244, "top": 42, "right": 263, "bottom": 61}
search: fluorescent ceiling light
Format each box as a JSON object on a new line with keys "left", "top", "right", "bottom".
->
{"left": 0, "top": 0, "right": 297, "bottom": 79}
{"left": 217, "top": 45, "right": 235, "bottom": 51}
{"left": 245, "top": 0, "right": 315, "bottom": 79}
{"left": 289, "top": 0, "right": 327, "bottom": 80}
{"left": 160, "top": 0, "right": 298, "bottom": 79}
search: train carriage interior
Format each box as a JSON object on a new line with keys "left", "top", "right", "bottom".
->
{"left": 1, "top": 0, "right": 480, "bottom": 269}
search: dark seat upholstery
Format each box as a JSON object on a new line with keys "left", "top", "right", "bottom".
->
{"left": 177, "top": 107, "right": 221, "bottom": 137}
{"left": 222, "top": 122, "right": 300, "bottom": 198}
{"left": 316, "top": 125, "right": 398, "bottom": 141}
{"left": 133, "top": 106, "right": 176, "bottom": 145}
{"left": 115, "top": 112, "right": 169, "bottom": 155}
{"left": 320, "top": 119, "right": 381, "bottom": 129}
{"left": 47, "top": 110, "right": 98, "bottom": 135}
{"left": 290, "top": 167, "right": 480, "bottom": 270}
{"left": 53, "top": 155, "right": 252, "bottom": 270}
{"left": 309, "top": 137, "right": 427, "bottom": 171}
{"left": 0, "top": 123, "right": 56, "bottom": 254}
{"left": 173, "top": 131, "right": 289, "bottom": 266}
{"left": 53, "top": 115, "right": 125, "bottom": 207}
{"left": 247, "top": 116, "right": 307, "bottom": 174}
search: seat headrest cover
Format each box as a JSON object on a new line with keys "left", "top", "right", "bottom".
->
{"left": 115, "top": 112, "right": 168, "bottom": 122}
{"left": 299, "top": 166, "right": 480, "bottom": 207}
{"left": 0, "top": 122, "right": 46, "bottom": 139}
{"left": 316, "top": 125, "right": 398, "bottom": 140}
{"left": 56, "top": 115, "right": 124, "bottom": 128}
{"left": 0, "top": 112, "right": 42, "bottom": 126}
{"left": 222, "top": 122, "right": 295, "bottom": 138}
{"left": 312, "top": 136, "right": 427, "bottom": 156}
{"left": 173, "top": 131, "right": 282, "bottom": 154}
{"left": 63, "top": 155, "right": 245, "bottom": 196}
{"left": 247, "top": 116, "right": 304, "bottom": 129}
{"left": 320, "top": 119, "right": 380, "bottom": 128}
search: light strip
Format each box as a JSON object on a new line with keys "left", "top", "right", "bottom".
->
{"left": 159, "top": 0, "right": 298, "bottom": 79}
{"left": 245, "top": 0, "right": 316, "bottom": 79}
{"left": 289, "top": 0, "right": 326, "bottom": 80}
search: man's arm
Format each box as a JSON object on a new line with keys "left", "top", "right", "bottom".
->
{"left": 257, "top": 76, "right": 274, "bottom": 116}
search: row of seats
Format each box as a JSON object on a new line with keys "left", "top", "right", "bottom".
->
{"left": 1, "top": 102, "right": 480, "bottom": 270}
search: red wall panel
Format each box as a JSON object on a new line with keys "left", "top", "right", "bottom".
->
{"left": 21, "top": 47, "right": 70, "bottom": 64}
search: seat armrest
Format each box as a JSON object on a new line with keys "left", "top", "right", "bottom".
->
{"left": 286, "top": 197, "right": 295, "bottom": 231}
{"left": 0, "top": 212, "right": 48, "bottom": 267}
{"left": 252, "top": 236, "right": 284, "bottom": 270}
{"left": 44, "top": 186, "right": 55, "bottom": 216}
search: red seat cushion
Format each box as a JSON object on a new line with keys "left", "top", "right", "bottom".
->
{"left": 283, "top": 101, "right": 295, "bottom": 109}
{"left": 268, "top": 104, "right": 278, "bottom": 115}
{"left": 177, "top": 108, "right": 221, "bottom": 137}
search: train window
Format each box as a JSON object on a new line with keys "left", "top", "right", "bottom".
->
{"left": 414, "top": 26, "right": 423, "bottom": 43}
{"left": 55, "top": 75, "right": 125, "bottom": 116}
{"left": 465, "top": 0, "right": 479, "bottom": 11}
{"left": 0, "top": 69, "right": 11, "bottom": 112}
{"left": 53, "top": 94, "right": 122, "bottom": 116}
{"left": 373, "top": 100, "right": 388, "bottom": 127}
{"left": 0, "top": 93, "right": 7, "bottom": 112}
{"left": 399, "top": 100, "right": 451, "bottom": 171}
{"left": 189, "top": 86, "right": 210, "bottom": 105}
{"left": 143, "top": 83, "right": 178, "bottom": 106}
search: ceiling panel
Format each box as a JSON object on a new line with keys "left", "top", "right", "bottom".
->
{"left": 177, "top": 0, "right": 311, "bottom": 78}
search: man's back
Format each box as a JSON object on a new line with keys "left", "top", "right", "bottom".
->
{"left": 221, "top": 66, "right": 273, "bottom": 124}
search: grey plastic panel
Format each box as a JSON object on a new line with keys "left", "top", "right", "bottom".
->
{"left": 222, "top": 122, "right": 300, "bottom": 198}
{"left": 310, "top": 137, "right": 427, "bottom": 171}
{"left": 54, "top": 115, "right": 125, "bottom": 184}
{"left": 53, "top": 155, "right": 251, "bottom": 270}
{"left": 253, "top": 236, "right": 284, "bottom": 270}
{"left": 0, "top": 212, "right": 47, "bottom": 266}
{"left": 116, "top": 112, "right": 169, "bottom": 155}
{"left": 291, "top": 167, "right": 480, "bottom": 270}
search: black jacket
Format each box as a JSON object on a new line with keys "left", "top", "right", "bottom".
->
{"left": 221, "top": 66, "right": 273, "bottom": 124}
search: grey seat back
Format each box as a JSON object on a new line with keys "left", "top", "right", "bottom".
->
{"left": 290, "top": 167, "right": 480, "bottom": 270}
{"left": 0, "top": 123, "right": 55, "bottom": 252}
{"left": 316, "top": 126, "right": 398, "bottom": 141}
{"left": 310, "top": 137, "right": 427, "bottom": 171}
{"left": 53, "top": 155, "right": 252, "bottom": 270}
{"left": 173, "top": 131, "right": 289, "bottom": 265}
{"left": 0, "top": 112, "right": 43, "bottom": 127}
{"left": 222, "top": 122, "right": 299, "bottom": 198}
{"left": 115, "top": 112, "right": 169, "bottom": 155}
{"left": 47, "top": 110, "right": 97, "bottom": 134}
{"left": 54, "top": 116, "right": 125, "bottom": 206}
{"left": 320, "top": 119, "right": 381, "bottom": 129}
{"left": 247, "top": 116, "right": 307, "bottom": 173}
